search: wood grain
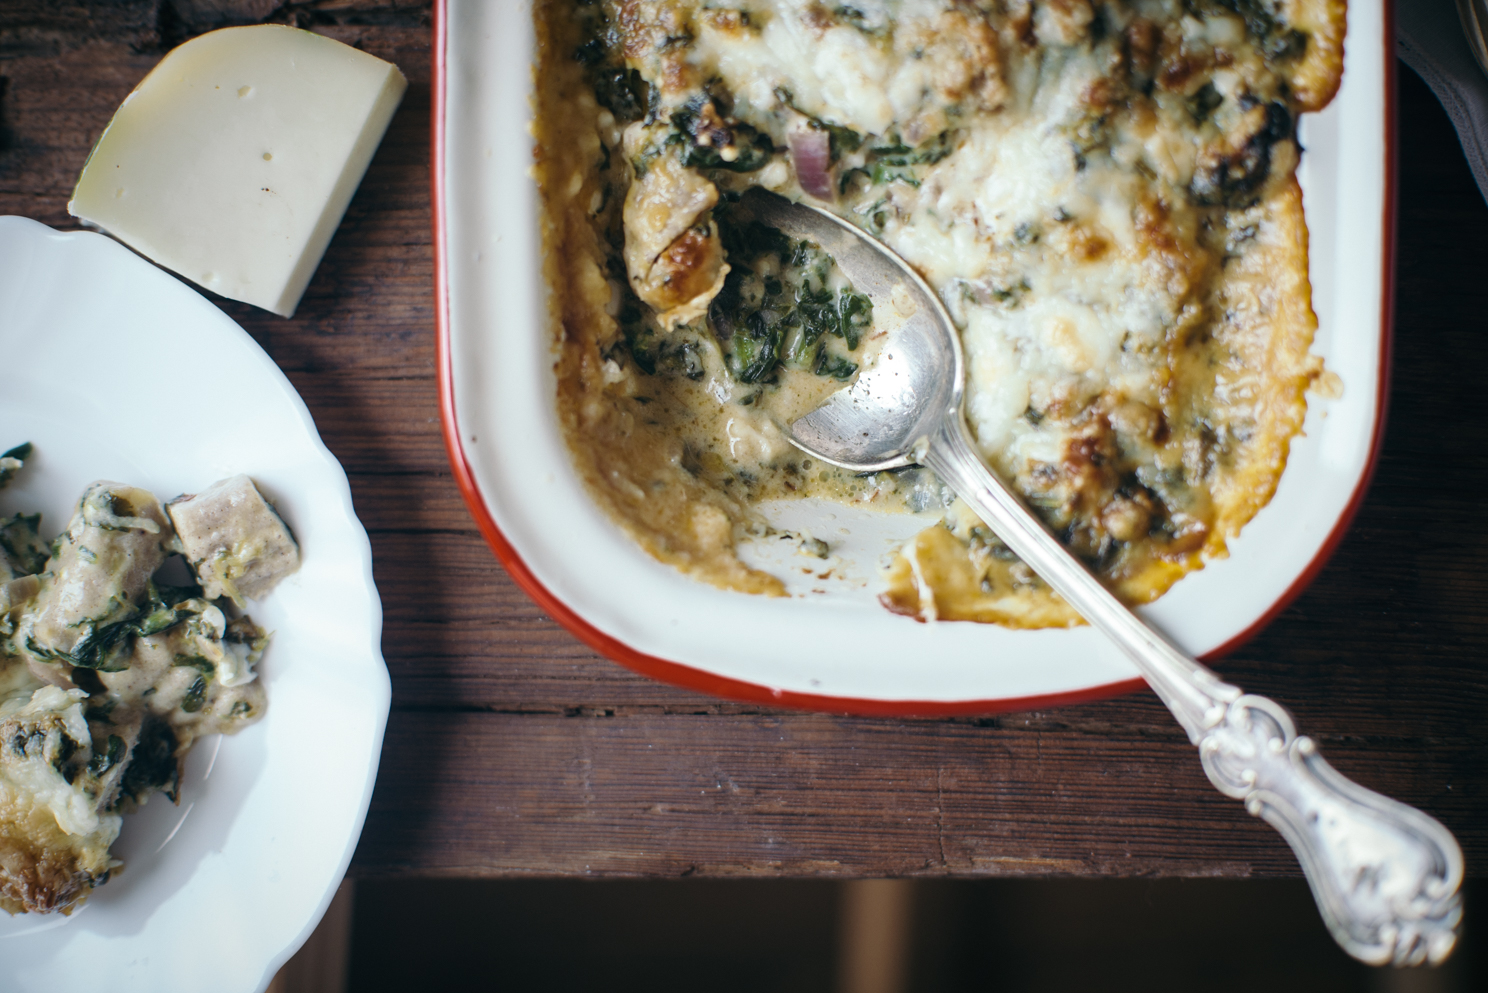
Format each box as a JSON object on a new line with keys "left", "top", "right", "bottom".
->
{"left": 1, "top": 2, "right": 1483, "bottom": 878}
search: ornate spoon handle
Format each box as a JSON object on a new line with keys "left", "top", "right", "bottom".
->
{"left": 922, "top": 414, "right": 1463, "bottom": 966}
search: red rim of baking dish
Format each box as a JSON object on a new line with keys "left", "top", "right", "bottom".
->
{"left": 430, "top": 0, "right": 1398, "bottom": 717}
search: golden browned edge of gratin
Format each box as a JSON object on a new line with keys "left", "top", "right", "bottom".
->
{"left": 1289, "top": 0, "right": 1349, "bottom": 112}
{"left": 537, "top": 0, "right": 1347, "bottom": 626}
{"left": 0, "top": 781, "right": 112, "bottom": 915}
{"left": 535, "top": 3, "right": 787, "bottom": 596}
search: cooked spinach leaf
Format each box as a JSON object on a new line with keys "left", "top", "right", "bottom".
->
{"left": 710, "top": 215, "right": 874, "bottom": 388}
{"left": 88, "top": 734, "right": 125, "bottom": 776}
{"left": 115, "top": 718, "right": 180, "bottom": 806}
{"left": 0, "top": 513, "right": 49, "bottom": 577}
{"left": 180, "top": 676, "right": 207, "bottom": 714}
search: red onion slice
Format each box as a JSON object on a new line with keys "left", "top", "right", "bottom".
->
{"left": 789, "top": 127, "right": 834, "bottom": 200}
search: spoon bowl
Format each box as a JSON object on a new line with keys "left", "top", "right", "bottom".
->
{"left": 734, "top": 188, "right": 961, "bottom": 472}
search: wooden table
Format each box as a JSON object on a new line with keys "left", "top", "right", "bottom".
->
{"left": 3, "top": 2, "right": 1483, "bottom": 882}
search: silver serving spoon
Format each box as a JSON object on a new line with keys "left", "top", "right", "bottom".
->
{"left": 737, "top": 188, "right": 1464, "bottom": 966}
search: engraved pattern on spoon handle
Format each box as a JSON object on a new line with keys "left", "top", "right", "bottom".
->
{"left": 922, "top": 414, "right": 1463, "bottom": 966}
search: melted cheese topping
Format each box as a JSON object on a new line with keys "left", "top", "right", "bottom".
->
{"left": 537, "top": 0, "right": 1345, "bottom": 623}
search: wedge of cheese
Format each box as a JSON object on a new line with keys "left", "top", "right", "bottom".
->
{"left": 69, "top": 25, "right": 406, "bottom": 317}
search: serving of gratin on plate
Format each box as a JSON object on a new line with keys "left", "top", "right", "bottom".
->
{"left": 1, "top": 451, "right": 297, "bottom": 917}
{"left": 538, "top": 0, "right": 1345, "bottom": 625}
{"left": 0, "top": 217, "right": 388, "bottom": 993}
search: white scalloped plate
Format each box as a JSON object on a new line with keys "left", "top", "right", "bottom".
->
{"left": 436, "top": 0, "right": 1392, "bottom": 713}
{"left": 0, "top": 216, "right": 389, "bottom": 993}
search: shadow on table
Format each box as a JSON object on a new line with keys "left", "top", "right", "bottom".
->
{"left": 339, "top": 876, "right": 1482, "bottom": 993}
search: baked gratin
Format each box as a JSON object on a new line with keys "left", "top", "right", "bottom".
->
{"left": 536, "top": 0, "right": 1346, "bottom": 625}
{"left": 0, "top": 448, "right": 298, "bottom": 915}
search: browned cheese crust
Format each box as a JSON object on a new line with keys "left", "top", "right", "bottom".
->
{"left": 0, "top": 782, "right": 113, "bottom": 916}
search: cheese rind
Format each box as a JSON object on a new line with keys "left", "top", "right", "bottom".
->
{"left": 68, "top": 25, "right": 407, "bottom": 317}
